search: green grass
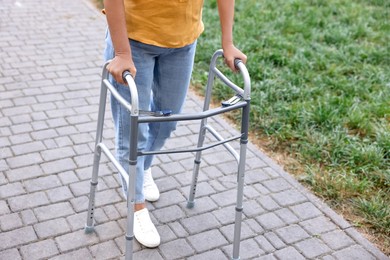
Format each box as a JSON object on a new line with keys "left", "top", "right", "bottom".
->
{"left": 193, "top": 0, "right": 390, "bottom": 250}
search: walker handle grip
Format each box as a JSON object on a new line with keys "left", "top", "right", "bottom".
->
{"left": 122, "top": 70, "right": 133, "bottom": 82}
{"left": 234, "top": 59, "right": 243, "bottom": 70}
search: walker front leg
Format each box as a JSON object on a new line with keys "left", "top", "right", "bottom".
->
{"left": 85, "top": 146, "right": 102, "bottom": 233}
{"left": 85, "top": 73, "right": 108, "bottom": 233}
{"left": 187, "top": 119, "right": 207, "bottom": 208}
{"left": 124, "top": 115, "right": 138, "bottom": 260}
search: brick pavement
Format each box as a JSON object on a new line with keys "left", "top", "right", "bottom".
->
{"left": 0, "top": 0, "right": 388, "bottom": 259}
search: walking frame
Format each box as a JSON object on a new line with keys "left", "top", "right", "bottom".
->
{"left": 85, "top": 50, "right": 251, "bottom": 260}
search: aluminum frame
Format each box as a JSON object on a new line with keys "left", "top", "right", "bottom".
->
{"left": 85, "top": 50, "right": 251, "bottom": 260}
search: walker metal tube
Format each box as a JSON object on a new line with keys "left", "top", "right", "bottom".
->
{"left": 85, "top": 63, "right": 110, "bottom": 232}
{"left": 204, "top": 125, "right": 240, "bottom": 162}
{"left": 122, "top": 71, "right": 139, "bottom": 260}
{"left": 97, "top": 143, "right": 129, "bottom": 185}
{"left": 232, "top": 102, "right": 251, "bottom": 260}
{"left": 138, "top": 101, "right": 246, "bottom": 123}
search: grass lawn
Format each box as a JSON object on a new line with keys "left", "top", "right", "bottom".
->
{"left": 193, "top": 0, "right": 389, "bottom": 253}
{"left": 94, "top": 0, "right": 389, "bottom": 253}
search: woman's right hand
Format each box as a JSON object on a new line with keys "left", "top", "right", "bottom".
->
{"left": 107, "top": 52, "right": 137, "bottom": 84}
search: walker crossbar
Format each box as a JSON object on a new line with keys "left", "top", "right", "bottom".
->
{"left": 85, "top": 49, "right": 251, "bottom": 260}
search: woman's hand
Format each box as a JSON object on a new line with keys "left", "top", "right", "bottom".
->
{"left": 222, "top": 43, "right": 247, "bottom": 72}
{"left": 107, "top": 52, "right": 136, "bottom": 84}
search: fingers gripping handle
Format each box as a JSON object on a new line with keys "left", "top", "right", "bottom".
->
{"left": 122, "top": 71, "right": 133, "bottom": 82}
{"left": 234, "top": 59, "right": 242, "bottom": 70}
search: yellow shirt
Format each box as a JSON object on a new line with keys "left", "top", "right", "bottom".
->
{"left": 124, "top": 0, "right": 204, "bottom": 48}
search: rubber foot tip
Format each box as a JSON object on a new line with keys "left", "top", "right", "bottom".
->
{"left": 186, "top": 201, "right": 195, "bottom": 209}
{"left": 84, "top": 225, "right": 95, "bottom": 234}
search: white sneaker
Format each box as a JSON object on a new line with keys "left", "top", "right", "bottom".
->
{"left": 143, "top": 168, "right": 160, "bottom": 202}
{"left": 133, "top": 208, "right": 160, "bottom": 248}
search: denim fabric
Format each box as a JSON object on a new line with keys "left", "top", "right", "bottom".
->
{"left": 104, "top": 30, "right": 197, "bottom": 203}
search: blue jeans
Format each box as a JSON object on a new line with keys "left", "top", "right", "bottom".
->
{"left": 104, "top": 31, "right": 197, "bottom": 203}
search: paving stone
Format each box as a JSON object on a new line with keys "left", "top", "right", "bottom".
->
{"left": 0, "top": 182, "right": 25, "bottom": 198}
{"left": 245, "top": 218, "right": 264, "bottom": 234}
{"left": 262, "top": 178, "right": 292, "bottom": 192}
{"left": 0, "top": 172, "right": 7, "bottom": 185}
{"left": 20, "top": 209, "right": 38, "bottom": 225}
{"left": 11, "top": 141, "right": 46, "bottom": 155}
{"left": 114, "top": 236, "right": 142, "bottom": 255}
{"left": 153, "top": 205, "right": 185, "bottom": 224}
{"left": 187, "top": 249, "right": 227, "bottom": 260}
{"left": 34, "top": 218, "right": 71, "bottom": 239}
{"left": 274, "top": 246, "right": 305, "bottom": 260}
{"left": 20, "top": 239, "right": 59, "bottom": 260}
{"left": 0, "top": 248, "right": 22, "bottom": 260}
{"left": 246, "top": 156, "right": 268, "bottom": 169}
{"left": 102, "top": 204, "right": 121, "bottom": 220}
{"left": 168, "top": 222, "right": 189, "bottom": 238}
{"left": 264, "top": 232, "right": 286, "bottom": 250}
{"left": 274, "top": 208, "right": 299, "bottom": 225}
{"left": 332, "top": 245, "right": 376, "bottom": 260}
{"left": 212, "top": 205, "right": 236, "bottom": 225}
{"left": 41, "top": 158, "right": 77, "bottom": 174}
{"left": 188, "top": 229, "right": 228, "bottom": 253}
{"left": 220, "top": 221, "right": 255, "bottom": 243}
{"left": 95, "top": 221, "right": 123, "bottom": 241}
{"left": 153, "top": 189, "right": 186, "bottom": 208}
{"left": 181, "top": 196, "right": 218, "bottom": 216}
{"left": 41, "top": 146, "right": 76, "bottom": 161}
{"left": 70, "top": 196, "right": 90, "bottom": 212}
{"left": 102, "top": 175, "right": 120, "bottom": 189}
{"left": 344, "top": 227, "right": 388, "bottom": 259}
{"left": 67, "top": 209, "right": 108, "bottom": 231}
{"left": 55, "top": 229, "right": 99, "bottom": 252}
{"left": 290, "top": 201, "right": 323, "bottom": 220}
{"left": 181, "top": 212, "right": 220, "bottom": 234}
{"left": 160, "top": 238, "right": 195, "bottom": 259}
{"left": 275, "top": 225, "right": 310, "bottom": 244}
{"left": 0, "top": 212, "right": 23, "bottom": 231}
{"left": 154, "top": 224, "right": 176, "bottom": 244}
{"left": 295, "top": 238, "right": 332, "bottom": 258}
{"left": 0, "top": 226, "right": 37, "bottom": 250}
{"left": 34, "top": 202, "right": 74, "bottom": 221}
{"left": 257, "top": 195, "right": 281, "bottom": 211}
{"left": 133, "top": 249, "right": 163, "bottom": 260}
{"left": 208, "top": 179, "right": 228, "bottom": 192}
{"left": 47, "top": 186, "right": 74, "bottom": 202}
{"left": 6, "top": 152, "right": 43, "bottom": 168}
{"left": 245, "top": 169, "right": 271, "bottom": 184}
{"left": 256, "top": 212, "right": 285, "bottom": 231}
{"left": 271, "top": 189, "right": 308, "bottom": 207}
{"left": 90, "top": 240, "right": 122, "bottom": 259}
{"left": 223, "top": 238, "right": 264, "bottom": 259}
{"left": 5, "top": 165, "right": 44, "bottom": 182}
{"left": 300, "top": 216, "right": 338, "bottom": 235}
{"left": 58, "top": 171, "right": 79, "bottom": 184}
{"left": 323, "top": 256, "right": 337, "bottom": 260}
{"left": 321, "top": 230, "right": 356, "bottom": 250}
{"left": 243, "top": 185, "right": 261, "bottom": 199}
{"left": 181, "top": 181, "right": 216, "bottom": 200}
{"left": 255, "top": 235, "right": 275, "bottom": 254}
{"left": 8, "top": 191, "right": 49, "bottom": 211}
{"left": 257, "top": 254, "right": 278, "bottom": 260}
{"left": 24, "top": 175, "right": 62, "bottom": 192}
{"left": 49, "top": 248, "right": 93, "bottom": 260}
{"left": 210, "top": 188, "right": 237, "bottom": 207}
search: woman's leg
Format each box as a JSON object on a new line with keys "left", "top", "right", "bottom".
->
{"left": 143, "top": 41, "right": 197, "bottom": 170}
